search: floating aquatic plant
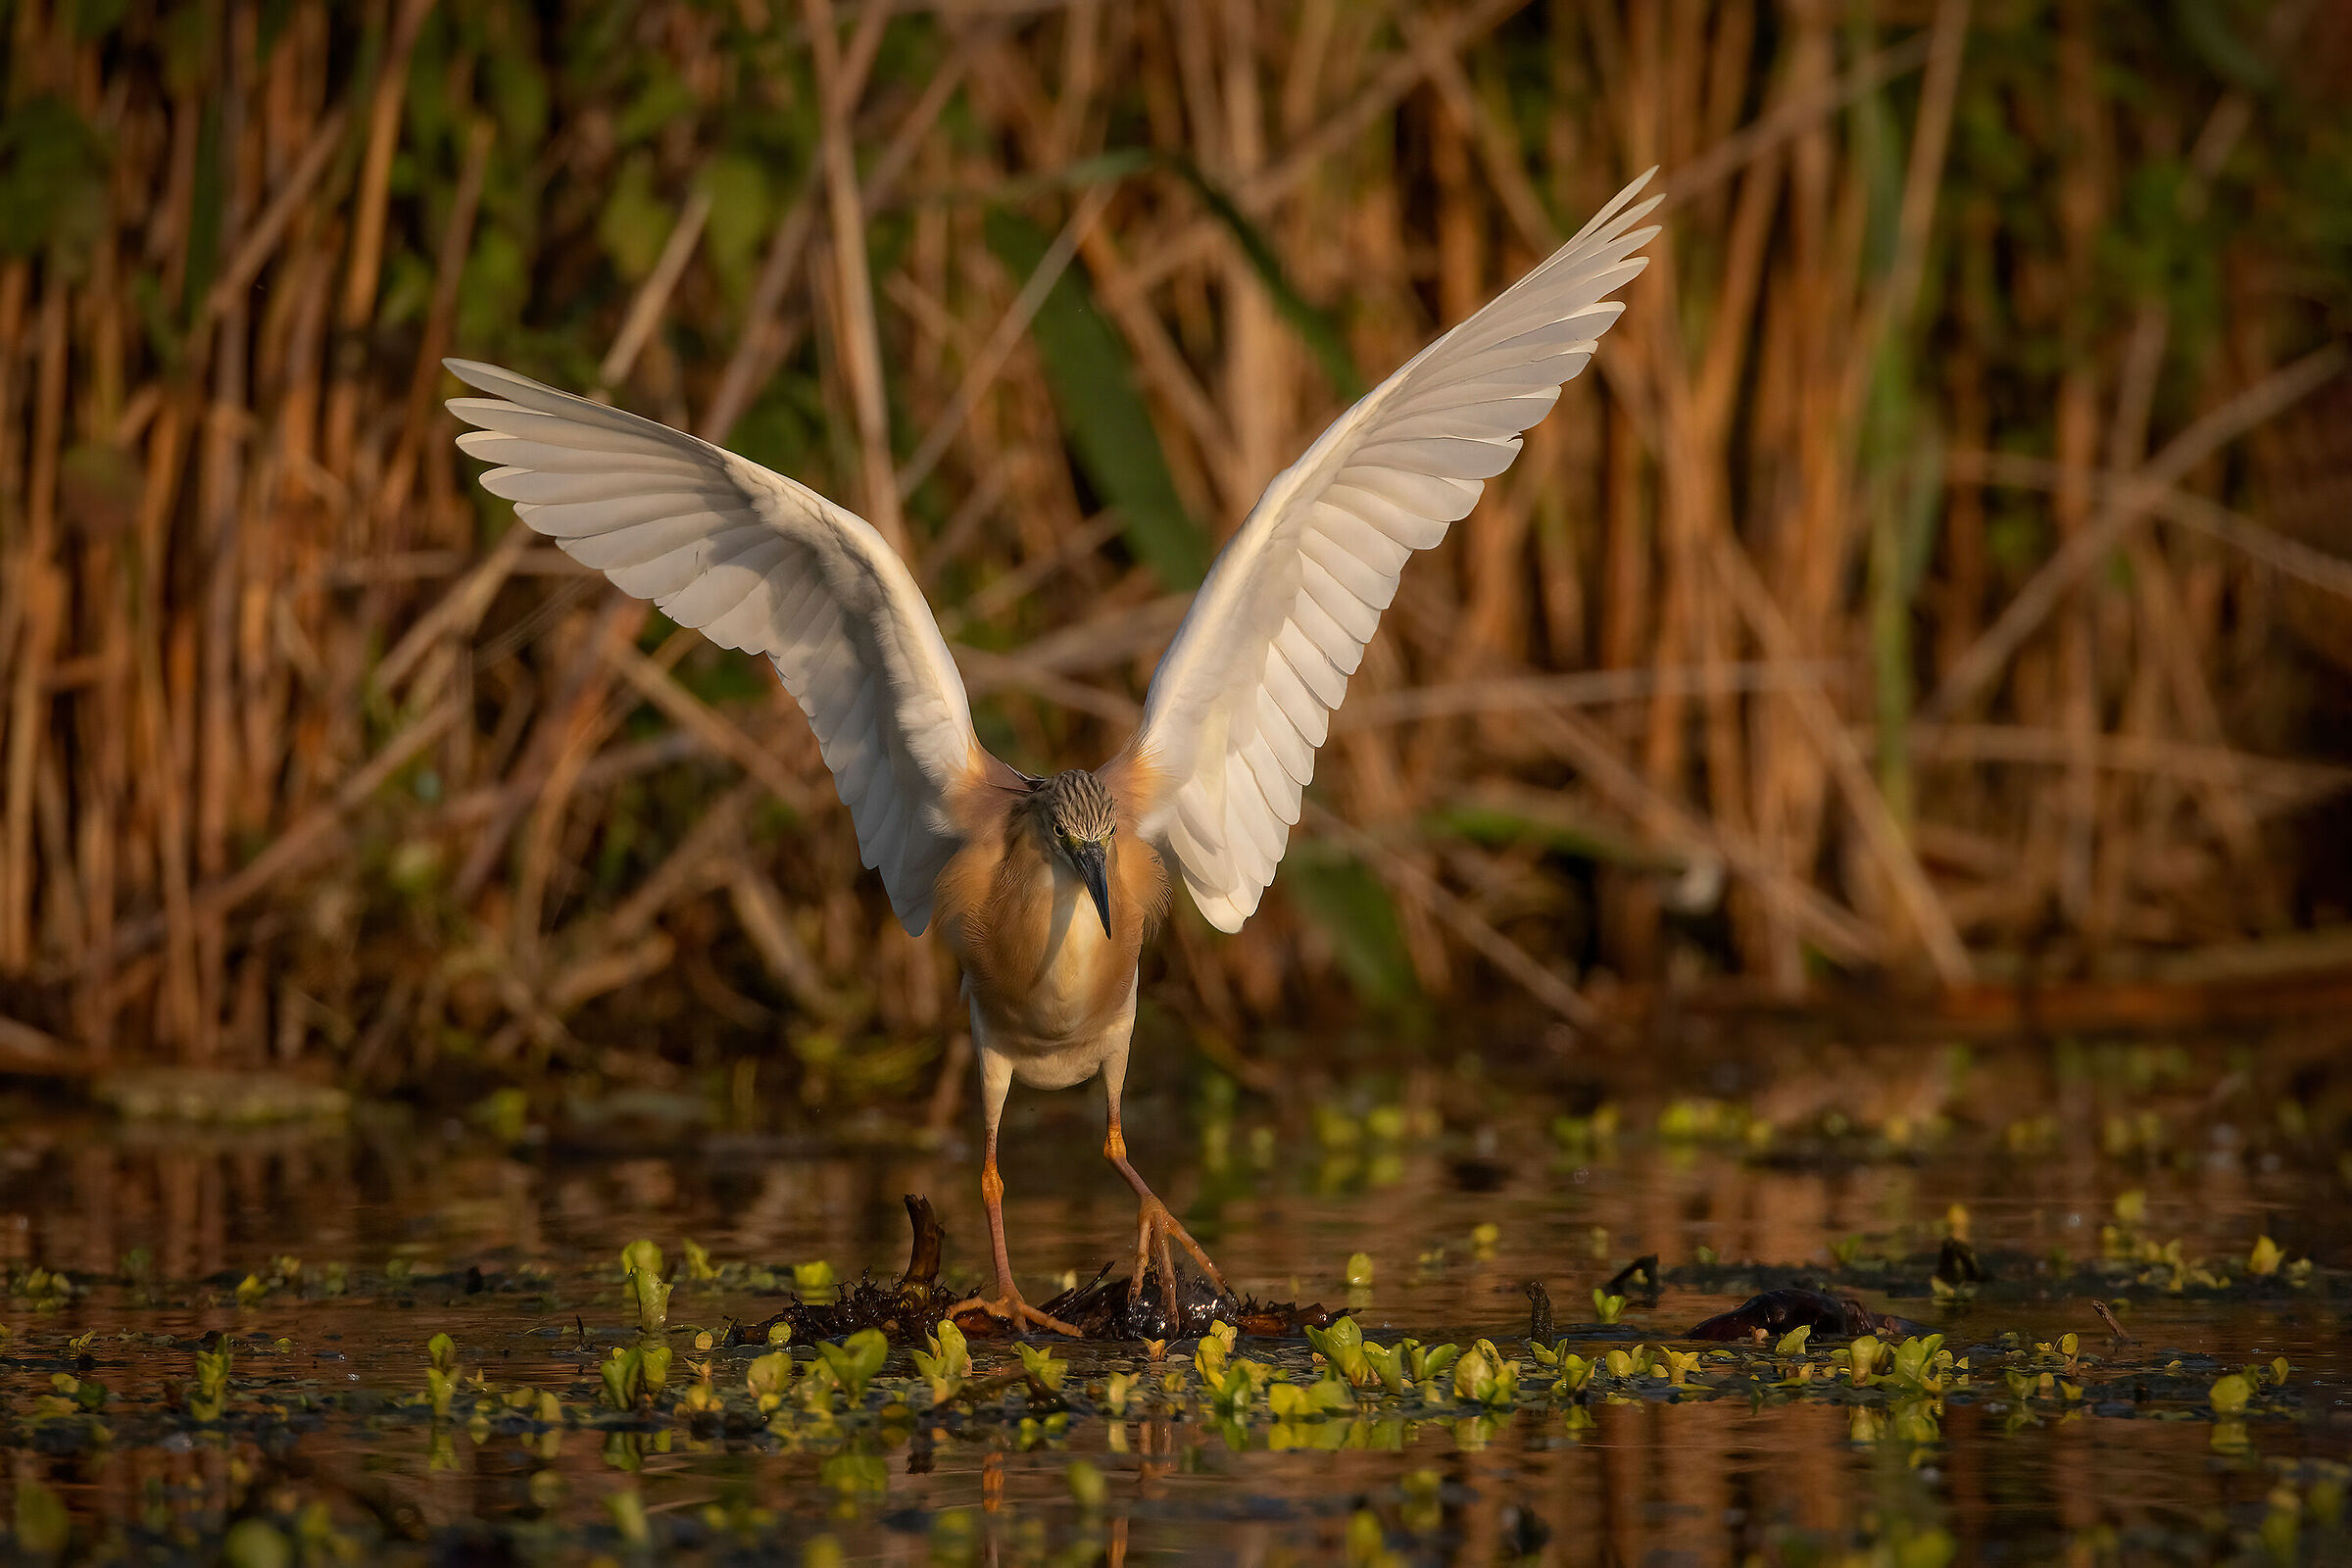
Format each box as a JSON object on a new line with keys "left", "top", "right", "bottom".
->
{"left": 911, "top": 1320, "right": 969, "bottom": 1403}
{"left": 190, "top": 1339, "right": 232, "bottom": 1422}
{"left": 1304, "top": 1316, "right": 1374, "bottom": 1387}
{"left": 1016, "top": 1342, "right": 1068, "bottom": 1393}
{"left": 424, "top": 1332, "right": 462, "bottom": 1419}
{"left": 600, "top": 1346, "right": 645, "bottom": 1411}
{"left": 627, "top": 1264, "right": 671, "bottom": 1335}
{"left": 1449, "top": 1341, "right": 1520, "bottom": 1407}
{"left": 815, "top": 1329, "right": 888, "bottom": 1403}
{"left": 1592, "top": 1288, "right": 1626, "bottom": 1325}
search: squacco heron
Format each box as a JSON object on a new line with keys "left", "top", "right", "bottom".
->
{"left": 450, "top": 172, "right": 1658, "bottom": 1334}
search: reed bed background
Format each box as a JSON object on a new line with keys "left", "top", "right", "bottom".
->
{"left": 0, "top": 0, "right": 2347, "bottom": 1100}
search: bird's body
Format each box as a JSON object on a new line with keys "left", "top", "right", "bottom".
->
{"left": 937, "top": 763, "right": 1165, "bottom": 1089}
{"left": 448, "top": 171, "right": 1660, "bottom": 1331}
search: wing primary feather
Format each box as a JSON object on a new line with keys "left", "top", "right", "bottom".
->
{"left": 1128, "top": 173, "right": 1656, "bottom": 930}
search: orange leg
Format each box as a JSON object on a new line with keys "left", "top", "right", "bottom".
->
{"left": 949, "top": 1051, "right": 1078, "bottom": 1336}
{"left": 1104, "top": 1102, "right": 1230, "bottom": 1308}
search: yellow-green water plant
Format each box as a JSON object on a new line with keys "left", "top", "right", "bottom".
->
{"left": 911, "top": 1320, "right": 969, "bottom": 1403}
{"left": 1192, "top": 1334, "right": 1270, "bottom": 1416}
{"left": 1592, "top": 1288, "right": 1625, "bottom": 1325}
{"left": 1657, "top": 1348, "right": 1702, "bottom": 1388}
{"left": 1102, "top": 1369, "right": 1138, "bottom": 1416}
{"left": 1776, "top": 1325, "right": 1812, "bottom": 1355}
{"left": 1603, "top": 1346, "right": 1638, "bottom": 1382}
{"left": 638, "top": 1342, "right": 671, "bottom": 1394}
{"left": 1358, "top": 1339, "right": 1411, "bottom": 1396}
{"left": 2209, "top": 1373, "right": 2254, "bottom": 1415}
{"left": 815, "top": 1329, "right": 888, "bottom": 1404}
{"left": 627, "top": 1265, "right": 671, "bottom": 1336}
{"left": 1405, "top": 1341, "right": 1461, "bottom": 1388}
{"left": 1304, "top": 1316, "right": 1374, "bottom": 1387}
{"left": 1531, "top": 1346, "right": 1595, "bottom": 1396}
{"left": 424, "top": 1332, "right": 462, "bottom": 1419}
{"left": 1193, "top": 1320, "right": 1238, "bottom": 1382}
{"left": 190, "top": 1339, "right": 232, "bottom": 1422}
{"left": 1449, "top": 1341, "right": 1520, "bottom": 1407}
{"left": 1886, "top": 1334, "right": 1952, "bottom": 1393}
{"left": 1015, "top": 1342, "right": 1068, "bottom": 1394}
{"left": 679, "top": 1239, "right": 717, "bottom": 1282}
{"left": 745, "top": 1350, "right": 792, "bottom": 1415}
{"left": 1843, "top": 1335, "right": 1886, "bottom": 1386}
{"left": 673, "top": 1357, "right": 724, "bottom": 1415}
{"left": 600, "top": 1346, "right": 646, "bottom": 1411}
{"left": 2247, "top": 1234, "right": 2284, "bottom": 1278}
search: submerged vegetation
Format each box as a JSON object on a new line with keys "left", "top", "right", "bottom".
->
{"left": 0, "top": 2, "right": 2343, "bottom": 1094}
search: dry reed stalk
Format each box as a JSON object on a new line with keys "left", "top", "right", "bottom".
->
{"left": 896, "top": 181, "right": 1114, "bottom": 497}
{"left": 1922, "top": 346, "right": 2348, "bottom": 723}
{"left": 1, "top": 275, "right": 69, "bottom": 971}
{"left": 1110, "top": 0, "right": 1532, "bottom": 306}
{"left": 323, "top": 0, "right": 435, "bottom": 484}
{"left": 803, "top": 0, "right": 906, "bottom": 553}
{"left": 599, "top": 182, "right": 714, "bottom": 392}
{"left": 1943, "top": 452, "right": 2352, "bottom": 606}
{"left": 374, "top": 115, "right": 494, "bottom": 527}
{"left": 1301, "top": 801, "right": 1596, "bottom": 1030}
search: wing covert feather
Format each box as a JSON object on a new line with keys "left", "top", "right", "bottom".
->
{"left": 1131, "top": 172, "right": 1660, "bottom": 931}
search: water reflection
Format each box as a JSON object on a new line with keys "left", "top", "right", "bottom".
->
{"left": 0, "top": 1027, "right": 2345, "bottom": 1563}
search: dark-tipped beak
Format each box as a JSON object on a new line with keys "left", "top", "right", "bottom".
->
{"left": 1074, "top": 841, "right": 1110, "bottom": 936}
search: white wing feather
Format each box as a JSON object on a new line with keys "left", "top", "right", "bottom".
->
{"left": 1132, "top": 172, "right": 1661, "bottom": 931}
{"left": 445, "top": 360, "right": 986, "bottom": 935}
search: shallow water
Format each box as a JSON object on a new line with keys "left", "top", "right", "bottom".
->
{"left": 2, "top": 1023, "right": 2347, "bottom": 1564}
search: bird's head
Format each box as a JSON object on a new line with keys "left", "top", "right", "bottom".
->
{"left": 1043, "top": 770, "right": 1116, "bottom": 935}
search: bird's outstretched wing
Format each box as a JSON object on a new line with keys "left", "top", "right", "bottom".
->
{"left": 446, "top": 360, "right": 998, "bottom": 935}
{"left": 1125, "top": 172, "right": 1660, "bottom": 931}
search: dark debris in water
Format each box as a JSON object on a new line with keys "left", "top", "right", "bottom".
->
{"left": 730, "top": 1194, "right": 1332, "bottom": 1347}
{"left": 1687, "top": 1287, "right": 1930, "bottom": 1343}
{"left": 1026, "top": 1263, "right": 1334, "bottom": 1343}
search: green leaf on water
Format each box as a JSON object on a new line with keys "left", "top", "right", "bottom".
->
{"left": 2208, "top": 1373, "right": 2252, "bottom": 1414}
{"left": 817, "top": 1328, "right": 889, "bottom": 1402}
{"left": 982, "top": 207, "right": 1208, "bottom": 589}
{"left": 1015, "top": 1342, "right": 1067, "bottom": 1392}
